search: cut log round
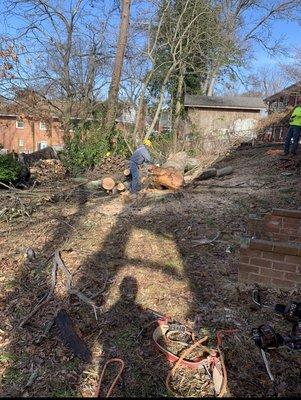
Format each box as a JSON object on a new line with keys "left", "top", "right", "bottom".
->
{"left": 123, "top": 168, "right": 131, "bottom": 176}
{"left": 101, "top": 177, "right": 116, "bottom": 191}
{"left": 116, "top": 182, "right": 126, "bottom": 192}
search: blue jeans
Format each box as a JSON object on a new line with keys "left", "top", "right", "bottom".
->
{"left": 284, "top": 125, "right": 301, "bottom": 154}
{"left": 129, "top": 161, "right": 139, "bottom": 193}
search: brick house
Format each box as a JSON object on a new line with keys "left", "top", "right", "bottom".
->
{"left": 264, "top": 81, "right": 301, "bottom": 142}
{"left": 0, "top": 112, "right": 65, "bottom": 154}
{"left": 0, "top": 100, "right": 141, "bottom": 154}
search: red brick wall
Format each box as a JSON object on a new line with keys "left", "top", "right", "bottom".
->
{"left": 0, "top": 116, "right": 64, "bottom": 153}
{"left": 239, "top": 239, "right": 301, "bottom": 290}
{"left": 239, "top": 208, "right": 301, "bottom": 290}
{"left": 248, "top": 209, "right": 301, "bottom": 244}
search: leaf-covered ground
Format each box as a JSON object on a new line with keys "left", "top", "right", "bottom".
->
{"left": 0, "top": 145, "right": 300, "bottom": 397}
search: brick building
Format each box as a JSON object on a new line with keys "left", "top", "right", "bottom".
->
{"left": 0, "top": 113, "right": 64, "bottom": 154}
{"left": 264, "top": 81, "right": 301, "bottom": 142}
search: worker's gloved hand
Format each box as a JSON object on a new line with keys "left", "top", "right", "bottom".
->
{"left": 148, "top": 164, "right": 155, "bottom": 173}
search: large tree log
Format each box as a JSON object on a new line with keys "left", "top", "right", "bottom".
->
{"left": 149, "top": 166, "right": 184, "bottom": 190}
{"left": 162, "top": 151, "right": 189, "bottom": 173}
{"left": 216, "top": 166, "right": 233, "bottom": 177}
{"left": 185, "top": 166, "right": 234, "bottom": 184}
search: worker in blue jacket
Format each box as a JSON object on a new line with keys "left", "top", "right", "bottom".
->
{"left": 129, "top": 139, "right": 153, "bottom": 193}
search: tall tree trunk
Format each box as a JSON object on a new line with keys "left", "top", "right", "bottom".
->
{"left": 133, "top": 69, "right": 153, "bottom": 144}
{"left": 144, "top": 65, "right": 176, "bottom": 140}
{"left": 206, "top": 75, "right": 216, "bottom": 96}
{"left": 135, "top": 99, "right": 146, "bottom": 143}
{"left": 105, "top": 0, "right": 131, "bottom": 131}
{"left": 173, "top": 66, "right": 185, "bottom": 148}
{"left": 30, "top": 120, "right": 35, "bottom": 152}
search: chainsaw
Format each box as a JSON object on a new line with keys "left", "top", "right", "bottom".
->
{"left": 251, "top": 289, "right": 301, "bottom": 381}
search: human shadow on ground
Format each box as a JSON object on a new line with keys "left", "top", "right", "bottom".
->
{"left": 97, "top": 276, "right": 169, "bottom": 397}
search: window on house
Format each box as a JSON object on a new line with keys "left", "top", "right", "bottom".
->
{"left": 40, "top": 121, "right": 47, "bottom": 130}
{"left": 19, "top": 139, "right": 25, "bottom": 147}
{"left": 37, "top": 141, "right": 48, "bottom": 150}
{"left": 16, "top": 120, "right": 24, "bottom": 129}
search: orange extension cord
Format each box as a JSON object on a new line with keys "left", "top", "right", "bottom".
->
{"left": 95, "top": 358, "right": 125, "bottom": 398}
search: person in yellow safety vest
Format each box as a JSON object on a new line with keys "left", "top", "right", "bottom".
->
{"left": 284, "top": 97, "right": 301, "bottom": 155}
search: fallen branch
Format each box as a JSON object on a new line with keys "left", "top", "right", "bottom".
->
{"left": 191, "top": 232, "right": 221, "bottom": 247}
{"left": 25, "top": 368, "right": 39, "bottom": 388}
{"left": 19, "top": 250, "right": 102, "bottom": 328}
{"left": 54, "top": 251, "right": 101, "bottom": 320}
{"left": 34, "top": 317, "right": 56, "bottom": 344}
{"left": 19, "top": 259, "right": 58, "bottom": 328}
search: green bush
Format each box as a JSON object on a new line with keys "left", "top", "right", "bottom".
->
{"left": 60, "top": 124, "right": 130, "bottom": 176}
{"left": 0, "top": 154, "right": 22, "bottom": 183}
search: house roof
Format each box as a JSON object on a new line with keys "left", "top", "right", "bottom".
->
{"left": 264, "top": 81, "right": 301, "bottom": 102}
{"left": 184, "top": 95, "right": 266, "bottom": 110}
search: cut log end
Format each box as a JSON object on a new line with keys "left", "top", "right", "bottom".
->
{"left": 116, "top": 182, "right": 126, "bottom": 192}
{"left": 101, "top": 177, "right": 116, "bottom": 191}
{"left": 123, "top": 168, "right": 131, "bottom": 177}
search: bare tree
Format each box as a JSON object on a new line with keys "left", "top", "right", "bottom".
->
{"left": 205, "top": 0, "right": 301, "bottom": 95}
{"left": 143, "top": 0, "right": 222, "bottom": 140}
{"left": 281, "top": 47, "right": 301, "bottom": 82}
{"left": 244, "top": 65, "right": 289, "bottom": 97}
{"left": 2, "top": 0, "right": 112, "bottom": 137}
